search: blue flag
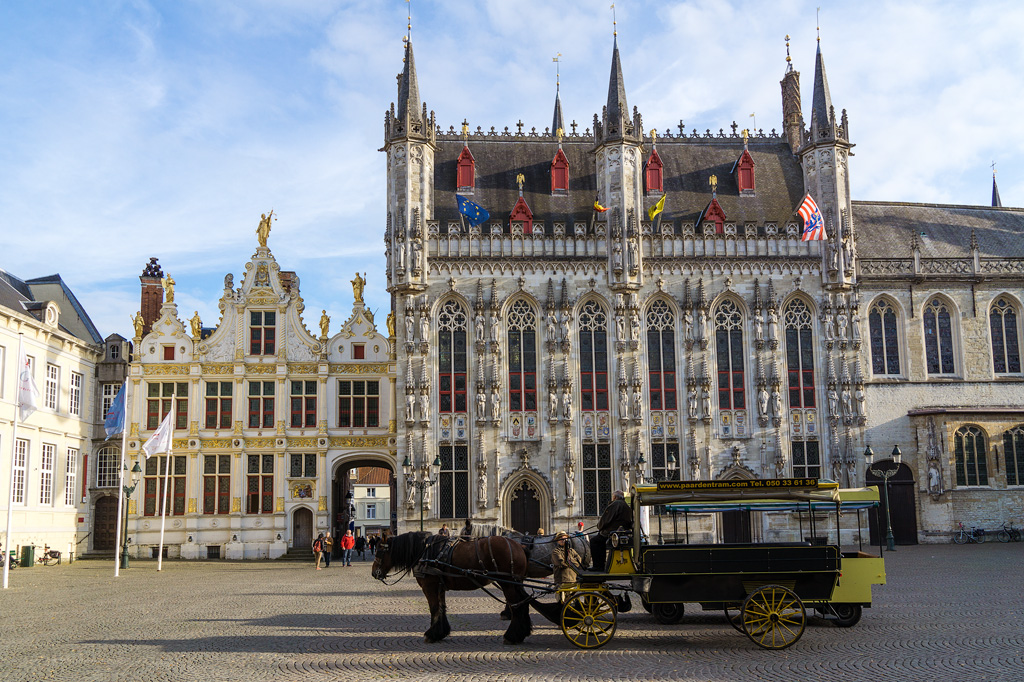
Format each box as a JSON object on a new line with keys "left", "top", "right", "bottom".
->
{"left": 456, "top": 195, "right": 490, "bottom": 227}
{"left": 104, "top": 382, "right": 127, "bottom": 439}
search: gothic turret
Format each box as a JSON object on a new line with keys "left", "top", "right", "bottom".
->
{"left": 780, "top": 36, "right": 805, "bottom": 153}
{"left": 993, "top": 172, "right": 1003, "bottom": 207}
{"left": 596, "top": 38, "right": 640, "bottom": 145}
{"left": 385, "top": 40, "right": 435, "bottom": 144}
{"left": 552, "top": 89, "right": 565, "bottom": 136}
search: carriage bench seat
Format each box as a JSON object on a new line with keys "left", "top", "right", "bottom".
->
{"left": 573, "top": 570, "right": 633, "bottom": 586}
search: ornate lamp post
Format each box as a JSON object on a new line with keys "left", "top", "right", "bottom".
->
{"left": 403, "top": 454, "right": 442, "bottom": 532}
{"left": 865, "top": 445, "right": 902, "bottom": 552}
{"left": 120, "top": 462, "right": 142, "bottom": 569}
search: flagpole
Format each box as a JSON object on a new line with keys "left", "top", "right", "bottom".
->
{"left": 3, "top": 334, "right": 25, "bottom": 590}
{"left": 157, "top": 391, "right": 174, "bottom": 572}
{"left": 113, "top": 380, "right": 129, "bottom": 577}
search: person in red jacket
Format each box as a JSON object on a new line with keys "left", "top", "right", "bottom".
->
{"left": 340, "top": 530, "right": 355, "bottom": 566}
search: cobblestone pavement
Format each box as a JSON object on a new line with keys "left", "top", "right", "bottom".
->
{"left": 1, "top": 543, "right": 1022, "bottom": 682}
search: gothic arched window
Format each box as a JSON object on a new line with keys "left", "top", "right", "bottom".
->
{"left": 869, "top": 299, "right": 901, "bottom": 375}
{"left": 507, "top": 300, "right": 537, "bottom": 412}
{"left": 1003, "top": 426, "right": 1024, "bottom": 486}
{"left": 784, "top": 299, "right": 816, "bottom": 408}
{"left": 924, "top": 298, "right": 956, "bottom": 375}
{"left": 578, "top": 300, "right": 609, "bottom": 412}
{"left": 990, "top": 297, "right": 1022, "bottom": 375}
{"left": 437, "top": 300, "right": 468, "bottom": 413}
{"left": 954, "top": 425, "right": 987, "bottom": 486}
{"left": 714, "top": 300, "right": 745, "bottom": 411}
{"left": 646, "top": 300, "right": 677, "bottom": 411}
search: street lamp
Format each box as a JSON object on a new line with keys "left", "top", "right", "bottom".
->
{"left": 865, "top": 445, "right": 902, "bottom": 552}
{"left": 120, "top": 462, "right": 142, "bottom": 569}
{"left": 403, "top": 454, "right": 442, "bottom": 532}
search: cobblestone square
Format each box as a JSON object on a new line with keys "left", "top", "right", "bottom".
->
{"left": 1, "top": 544, "right": 1022, "bottom": 681}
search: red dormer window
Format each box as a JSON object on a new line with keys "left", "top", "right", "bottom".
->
{"left": 701, "top": 198, "right": 727, "bottom": 234}
{"left": 645, "top": 148, "right": 664, "bottom": 194}
{"left": 735, "top": 149, "right": 755, "bottom": 195}
{"left": 551, "top": 148, "right": 569, "bottom": 193}
{"left": 510, "top": 196, "right": 534, "bottom": 234}
{"left": 457, "top": 146, "right": 475, "bottom": 191}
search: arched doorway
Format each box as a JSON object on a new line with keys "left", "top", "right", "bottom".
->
{"left": 292, "top": 507, "right": 313, "bottom": 550}
{"left": 508, "top": 479, "right": 542, "bottom": 534}
{"left": 866, "top": 461, "right": 918, "bottom": 545}
{"left": 93, "top": 496, "right": 118, "bottom": 551}
{"left": 332, "top": 458, "right": 396, "bottom": 538}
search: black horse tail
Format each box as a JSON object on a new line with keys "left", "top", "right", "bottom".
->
{"left": 528, "top": 596, "right": 563, "bottom": 625}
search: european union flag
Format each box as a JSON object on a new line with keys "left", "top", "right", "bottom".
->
{"left": 456, "top": 195, "right": 490, "bottom": 227}
{"left": 104, "top": 381, "right": 127, "bottom": 439}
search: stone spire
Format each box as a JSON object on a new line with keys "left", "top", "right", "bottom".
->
{"left": 598, "top": 38, "right": 638, "bottom": 144}
{"left": 552, "top": 90, "right": 565, "bottom": 138}
{"left": 993, "top": 171, "right": 1003, "bottom": 207}
{"left": 385, "top": 40, "right": 433, "bottom": 143}
{"left": 809, "top": 41, "right": 835, "bottom": 140}
{"left": 780, "top": 35, "right": 804, "bottom": 153}
{"left": 396, "top": 40, "right": 420, "bottom": 124}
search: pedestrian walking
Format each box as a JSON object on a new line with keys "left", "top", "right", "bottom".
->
{"left": 321, "top": 532, "right": 333, "bottom": 568}
{"left": 355, "top": 533, "right": 366, "bottom": 561}
{"left": 340, "top": 529, "right": 355, "bottom": 566}
{"left": 312, "top": 532, "right": 324, "bottom": 570}
{"left": 369, "top": 534, "right": 378, "bottom": 556}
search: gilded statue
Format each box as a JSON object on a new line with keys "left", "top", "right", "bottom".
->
{"left": 319, "top": 310, "right": 330, "bottom": 338}
{"left": 351, "top": 272, "right": 366, "bottom": 304}
{"left": 161, "top": 274, "right": 175, "bottom": 303}
{"left": 132, "top": 311, "right": 144, "bottom": 338}
{"left": 256, "top": 210, "right": 274, "bottom": 247}
{"left": 386, "top": 311, "right": 396, "bottom": 338}
{"left": 190, "top": 311, "right": 202, "bottom": 338}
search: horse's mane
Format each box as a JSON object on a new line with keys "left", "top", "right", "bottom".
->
{"left": 460, "top": 520, "right": 524, "bottom": 539}
{"left": 387, "top": 531, "right": 433, "bottom": 570}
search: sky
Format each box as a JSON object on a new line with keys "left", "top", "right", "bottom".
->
{"left": 2, "top": 0, "right": 1022, "bottom": 341}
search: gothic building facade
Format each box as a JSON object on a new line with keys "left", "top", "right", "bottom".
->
{"left": 385, "top": 37, "right": 1024, "bottom": 543}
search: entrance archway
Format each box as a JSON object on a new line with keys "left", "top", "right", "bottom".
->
{"left": 507, "top": 479, "right": 543, "bottom": 534}
{"left": 866, "top": 461, "right": 918, "bottom": 545}
{"left": 292, "top": 507, "right": 313, "bottom": 550}
{"left": 332, "top": 457, "right": 396, "bottom": 538}
{"left": 93, "top": 496, "right": 118, "bottom": 551}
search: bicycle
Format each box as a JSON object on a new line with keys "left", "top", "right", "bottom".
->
{"left": 952, "top": 522, "right": 986, "bottom": 544}
{"left": 0, "top": 544, "right": 18, "bottom": 570}
{"left": 36, "top": 545, "right": 61, "bottom": 566}
{"left": 996, "top": 522, "right": 1022, "bottom": 543}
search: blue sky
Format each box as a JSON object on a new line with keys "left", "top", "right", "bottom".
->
{"left": 2, "top": 0, "right": 1022, "bottom": 340}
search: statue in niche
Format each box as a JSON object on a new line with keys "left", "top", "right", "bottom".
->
{"left": 564, "top": 458, "right": 575, "bottom": 500}
{"left": 562, "top": 386, "right": 573, "bottom": 421}
{"left": 405, "top": 313, "right": 415, "bottom": 342}
{"left": 411, "top": 236, "right": 423, "bottom": 272}
{"left": 851, "top": 310, "right": 862, "bottom": 344}
{"left": 476, "top": 388, "right": 487, "bottom": 421}
{"left": 477, "top": 463, "right": 487, "bottom": 503}
{"left": 475, "top": 314, "right": 485, "bottom": 342}
{"left": 546, "top": 311, "right": 558, "bottom": 342}
{"left": 754, "top": 309, "right": 764, "bottom": 342}
{"left": 490, "top": 387, "right": 501, "bottom": 422}
{"left": 854, "top": 386, "right": 866, "bottom": 416}
{"left": 549, "top": 388, "right": 559, "bottom": 420}
{"left": 613, "top": 243, "right": 623, "bottom": 270}
{"left": 842, "top": 235, "right": 854, "bottom": 275}
{"left": 132, "top": 311, "right": 144, "bottom": 338}
{"left": 560, "top": 313, "right": 571, "bottom": 343}
{"left": 768, "top": 309, "right": 779, "bottom": 343}
{"left": 823, "top": 313, "right": 835, "bottom": 341}
{"left": 628, "top": 239, "right": 639, "bottom": 272}
{"left": 836, "top": 312, "right": 849, "bottom": 341}
{"left": 841, "top": 387, "right": 852, "bottom": 416}
{"left": 828, "top": 239, "right": 839, "bottom": 271}
{"left": 319, "top": 310, "right": 330, "bottom": 338}
{"left": 490, "top": 314, "right": 500, "bottom": 344}
{"left": 928, "top": 463, "right": 942, "bottom": 493}
{"left": 683, "top": 309, "right": 693, "bottom": 344}
{"left": 687, "top": 386, "right": 698, "bottom": 419}
{"left": 396, "top": 238, "right": 406, "bottom": 270}
{"left": 633, "top": 388, "right": 644, "bottom": 421}
{"left": 190, "top": 312, "right": 202, "bottom": 338}
{"left": 419, "top": 312, "right": 430, "bottom": 346}
{"left": 405, "top": 478, "right": 416, "bottom": 506}
{"left": 770, "top": 387, "right": 783, "bottom": 417}
{"left": 406, "top": 392, "right": 416, "bottom": 422}
{"left": 697, "top": 309, "right": 708, "bottom": 343}
{"left": 757, "top": 386, "right": 769, "bottom": 417}
{"left": 701, "top": 386, "right": 712, "bottom": 419}
{"left": 630, "top": 310, "right": 641, "bottom": 344}
{"left": 827, "top": 388, "right": 839, "bottom": 417}
{"left": 256, "top": 211, "right": 273, "bottom": 247}
{"left": 422, "top": 472, "right": 432, "bottom": 510}
{"left": 419, "top": 390, "right": 430, "bottom": 422}
{"left": 618, "top": 386, "right": 629, "bottom": 418}
{"left": 616, "top": 314, "right": 626, "bottom": 343}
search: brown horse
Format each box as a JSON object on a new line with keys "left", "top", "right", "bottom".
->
{"left": 371, "top": 531, "right": 537, "bottom": 644}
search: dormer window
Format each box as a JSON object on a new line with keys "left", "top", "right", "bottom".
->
{"left": 699, "top": 198, "right": 727, "bottom": 234}
{"left": 645, "top": 148, "right": 664, "bottom": 194}
{"left": 550, "top": 148, "right": 569, "bottom": 194}
{"left": 457, "top": 146, "right": 475, "bottom": 192}
{"left": 735, "top": 149, "right": 755, "bottom": 195}
{"left": 510, "top": 197, "right": 534, "bottom": 234}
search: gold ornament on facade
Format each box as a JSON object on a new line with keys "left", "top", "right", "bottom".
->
{"left": 161, "top": 274, "right": 175, "bottom": 303}
{"left": 190, "top": 311, "right": 202, "bottom": 338}
{"left": 351, "top": 272, "right": 366, "bottom": 304}
{"left": 319, "top": 310, "right": 330, "bottom": 338}
{"left": 172, "top": 438, "right": 189, "bottom": 450}
{"left": 188, "top": 499, "right": 197, "bottom": 513}
{"left": 275, "top": 497, "right": 284, "bottom": 512}
{"left": 328, "top": 435, "right": 390, "bottom": 448}
{"left": 231, "top": 497, "right": 241, "bottom": 512}
{"left": 128, "top": 500, "right": 137, "bottom": 514}
{"left": 329, "top": 363, "right": 389, "bottom": 374}
{"left": 256, "top": 210, "right": 274, "bottom": 247}
{"left": 200, "top": 363, "right": 234, "bottom": 374}
{"left": 244, "top": 364, "right": 277, "bottom": 375}
{"left": 288, "top": 363, "right": 319, "bottom": 374}
{"left": 144, "top": 364, "right": 189, "bottom": 376}
{"left": 133, "top": 311, "right": 144, "bottom": 337}
{"left": 386, "top": 311, "right": 396, "bottom": 338}
{"left": 318, "top": 496, "right": 328, "bottom": 511}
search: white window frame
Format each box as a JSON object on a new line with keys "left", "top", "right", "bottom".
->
{"left": 96, "top": 447, "right": 120, "bottom": 488}
{"left": 45, "top": 363, "right": 59, "bottom": 410}
{"left": 102, "top": 383, "right": 119, "bottom": 419}
{"left": 65, "top": 448, "right": 79, "bottom": 506}
{"left": 13, "top": 438, "right": 28, "bottom": 504}
{"left": 40, "top": 443, "right": 55, "bottom": 505}
{"left": 365, "top": 503, "right": 377, "bottom": 519}
{"left": 69, "top": 372, "right": 83, "bottom": 416}
{"left": 366, "top": 487, "right": 376, "bottom": 497}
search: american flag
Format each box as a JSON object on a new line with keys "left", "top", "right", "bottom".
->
{"left": 798, "top": 194, "right": 827, "bottom": 241}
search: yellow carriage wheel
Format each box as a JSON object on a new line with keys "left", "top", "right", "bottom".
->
{"left": 561, "top": 591, "right": 617, "bottom": 649}
{"left": 741, "top": 584, "right": 806, "bottom": 650}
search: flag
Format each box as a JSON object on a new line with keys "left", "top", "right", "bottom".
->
{"left": 17, "top": 357, "right": 39, "bottom": 422}
{"left": 142, "top": 411, "right": 174, "bottom": 459}
{"left": 647, "top": 194, "right": 666, "bottom": 221}
{"left": 456, "top": 195, "right": 490, "bottom": 227}
{"left": 797, "top": 194, "right": 827, "bottom": 241}
{"left": 104, "top": 382, "right": 127, "bottom": 439}
{"left": 593, "top": 196, "right": 609, "bottom": 213}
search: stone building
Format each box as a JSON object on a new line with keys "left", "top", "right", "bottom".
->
{"left": 122, "top": 234, "right": 395, "bottom": 560}
{"left": 383, "top": 35, "right": 1024, "bottom": 543}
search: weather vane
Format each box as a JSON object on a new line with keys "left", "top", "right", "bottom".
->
{"left": 516, "top": 173, "right": 525, "bottom": 194}
{"left": 462, "top": 120, "right": 469, "bottom": 144}
{"left": 553, "top": 52, "right": 562, "bottom": 92}
{"left": 709, "top": 175, "right": 718, "bottom": 194}
{"left": 611, "top": 3, "right": 617, "bottom": 37}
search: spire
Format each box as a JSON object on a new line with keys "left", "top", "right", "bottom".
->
{"left": 780, "top": 34, "right": 804, "bottom": 152}
{"left": 809, "top": 41, "right": 834, "bottom": 138}
{"left": 396, "top": 39, "right": 421, "bottom": 124}
{"left": 993, "top": 169, "right": 1003, "bottom": 207}
{"left": 553, "top": 91, "right": 565, "bottom": 139}
{"left": 603, "top": 37, "right": 630, "bottom": 140}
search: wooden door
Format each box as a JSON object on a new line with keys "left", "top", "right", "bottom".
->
{"left": 93, "top": 496, "right": 118, "bottom": 551}
{"left": 722, "top": 509, "right": 752, "bottom": 543}
{"left": 293, "top": 507, "right": 313, "bottom": 549}
{"left": 509, "top": 481, "right": 541, "bottom": 535}
{"left": 866, "top": 462, "right": 918, "bottom": 545}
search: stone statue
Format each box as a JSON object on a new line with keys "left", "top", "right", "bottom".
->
{"left": 683, "top": 309, "right": 693, "bottom": 344}
{"left": 613, "top": 242, "right": 623, "bottom": 270}
{"left": 827, "top": 388, "right": 839, "bottom": 417}
{"left": 319, "top": 310, "right": 330, "bottom": 338}
{"left": 419, "top": 312, "right": 430, "bottom": 345}
{"left": 564, "top": 459, "right": 575, "bottom": 500}
{"left": 851, "top": 311, "right": 862, "bottom": 344}
{"left": 630, "top": 310, "right": 641, "bottom": 344}
{"left": 562, "top": 386, "right": 572, "bottom": 421}
{"left": 477, "top": 463, "right": 487, "bottom": 503}
{"left": 190, "top": 311, "right": 202, "bottom": 338}
{"left": 560, "top": 313, "right": 570, "bottom": 342}
{"left": 421, "top": 472, "right": 431, "bottom": 510}
{"left": 351, "top": 272, "right": 365, "bottom": 304}
{"left": 757, "top": 386, "right": 769, "bottom": 417}
{"left": 256, "top": 211, "right": 273, "bottom": 247}
{"left": 224, "top": 273, "right": 233, "bottom": 290}
{"left": 490, "top": 314, "right": 500, "bottom": 344}
{"left": 161, "top": 275, "right": 175, "bottom": 304}
{"left": 549, "top": 388, "right": 559, "bottom": 420}
{"left": 476, "top": 389, "right": 487, "bottom": 421}
{"left": 405, "top": 478, "right": 416, "bottom": 506}
{"left": 490, "top": 387, "right": 501, "bottom": 421}
{"left": 771, "top": 387, "right": 782, "bottom": 417}
{"left": 618, "top": 387, "right": 629, "bottom": 418}
{"left": 405, "top": 392, "right": 416, "bottom": 422}
{"left": 546, "top": 311, "right": 558, "bottom": 342}
{"left": 928, "top": 463, "right": 942, "bottom": 493}
{"left": 841, "top": 387, "right": 852, "bottom": 416}
{"left": 475, "top": 314, "right": 485, "bottom": 342}
{"left": 828, "top": 239, "right": 839, "bottom": 271}
{"left": 842, "top": 235, "right": 854, "bottom": 275}
{"left": 405, "top": 311, "right": 415, "bottom": 342}
{"left": 397, "top": 239, "right": 406, "bottom": 270}
{"left": 633, "top": 388, "right": 643, "bottom": 420}
{"left": 133, "top": 311, "right": 144, "bottom": 338}
{"left": 823, "top": 313, "right": 835, "bottom": 341}
{"left": 854, "top": 387, "right": 866, "bottom": 416}
{"left": 411, "top": 236, "right": 423, "bottom": 271}
{"left": 836, "top": 312, "right": 849, "bottom": 341}
{"left": 768, "top": 309, "right": 779, "bottom": 343}
{"left": 386, "top": 311, "right": 396, "bottom": 338}
{"left": 701, "top": 386, "right": 712, "bottom": 419}
{"left": 697, "top": 309, "right": 708, "bottom": 343}
{"left": 419, "top": 391, "right": 430, "bottom": 422}
{"left": 754, "top": 310, "right": 764, "bottom": 342}
{"left": 628, "top": 239, "right": 639, "bottom": 272}
{"left": 687, "top": 386, "right": 698, "bottom": 419}
{"left": 616, "top": 314, "right": 626, "bottom": 343}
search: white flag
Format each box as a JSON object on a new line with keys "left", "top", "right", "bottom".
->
{"left": 142, "top": 410, "right": 175, "bottom": 459}
{"left": 17, "top": 356, "right": 39, "bottom": 421}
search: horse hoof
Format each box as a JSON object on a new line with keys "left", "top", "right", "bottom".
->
{"left": 502, "top": 637, "right": 521, "bottom": 646}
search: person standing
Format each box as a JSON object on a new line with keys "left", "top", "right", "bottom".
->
{"left": 355, "top": 533, "right": 366, "bottom": 561}
{"left": 312, "top": 532, "right": 324, "bottom": 571}
{"left": 321, "top": 532, "right": 333, "bottom": 568}
{"left": 369, "top": 534, "right": 378, "bottom": 556}
{"left": 551, "top": 531, "right": 581, "bottom": 603}
{"left": 591, "top": 490, "right": 632, "bottom": 571}
{"left": 438, "top": 523, "right": 451, "bottom": 538}
{"left": 340, "top": 529, "right": 355, "bottom": 566}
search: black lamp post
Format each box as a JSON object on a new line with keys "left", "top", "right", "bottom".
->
{"left": 403, "top": 454, "right": 442, "bottom": 532}
{"left": 865, "top": 445, "right": 902, "bottom": 552}
{"left": 120, "top": 462, "right": 142, "bottom": 569}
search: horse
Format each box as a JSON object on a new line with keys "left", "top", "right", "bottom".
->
{"left": 371, "top": 531, "right": 538, "bottom": 645}
{"left": 459, "top": 520, "right": 593, "bottom": 578}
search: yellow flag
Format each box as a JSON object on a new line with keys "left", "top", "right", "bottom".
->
{"left": 648, "top": 194, "right": 666, "bottom": 221}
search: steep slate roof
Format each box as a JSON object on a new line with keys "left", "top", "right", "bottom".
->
{"left": 0, "top": 269, "right": 103, "bottom": 344}
{"left": 853, "top": 201, "right": 1024, "bottom": 259}
{"left": 432, "top": 137, "right": 805, "bottom": 230}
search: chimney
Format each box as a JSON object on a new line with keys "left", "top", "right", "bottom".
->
{"left": 140, "top": 257, "right": 164, "bottom": 335}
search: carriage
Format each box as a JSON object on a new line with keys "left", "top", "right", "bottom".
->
{"left": 557, "top": 478, "right": 887, "bottom": 649}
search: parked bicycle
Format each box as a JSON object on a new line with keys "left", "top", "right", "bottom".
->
{"left": 996, "top": 522, "right": 1022, "bottom": 543}
{"left": 36, "top": 545, "right": 61, "bottom": 566}
{"left": 952, "top": 522, "right": 986, "bottom": 544}
{"left": 0, "top": 544, "right": 18, "bottom": 569}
